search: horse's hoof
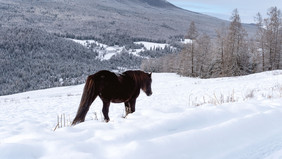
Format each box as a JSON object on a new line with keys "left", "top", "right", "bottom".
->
{"left": 104, "top": 119, "right": 110, "bottom": 123}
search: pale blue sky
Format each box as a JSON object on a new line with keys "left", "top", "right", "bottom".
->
{"left": 167, "top": 0, "right": 282, "bottom": 23}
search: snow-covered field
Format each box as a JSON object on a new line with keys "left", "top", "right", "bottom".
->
{"left": 134, "top": 41, "right": 168, "bottom": 50}
{"left": 1, "top": 71, "right": 282, "bottom": 159}
{"left": 70, "top": 39, "right": 171, "bottom": 60}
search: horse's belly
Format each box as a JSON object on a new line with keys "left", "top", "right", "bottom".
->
{"left": 111, "top": 98, "right": 127, "bottom": 103}
{"left": 99, "top": 88, "right": 132, "bottom": 103}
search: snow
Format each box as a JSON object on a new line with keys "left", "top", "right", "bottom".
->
{"left": 70, "top": 39, "right": 148, "bottom": 60}
{"left": 70, "top": 39, "right": 175, "bottom": 60}
{"left": 1, "top": 71, "right": 282, "bottom": 159}
{"left": 134, "top": 41, "right": 168, "bottom": 50}
{"left": 69, "top": 39, "right": 121, "bottom": 60}
{"left": 181, "top": 39, "right": 193, "bottom": 44}
{"left": 70, "top": 39, "right": 104, "bottom": 48}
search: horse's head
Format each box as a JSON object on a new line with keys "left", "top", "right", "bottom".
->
{"left": 142, "top": 72, "right": 153, "bottom": 96}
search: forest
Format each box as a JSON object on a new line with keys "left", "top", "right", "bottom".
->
{"left": 141, "top": 7, "right": 282, "bottom": 78}
{"left": 0, "top": 27, "right": 144, "bottom": 95}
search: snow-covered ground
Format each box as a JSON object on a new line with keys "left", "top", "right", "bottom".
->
{"left": 70, "top": 39, "right": 171, "bottom": 60}
{"left": 70, "top": 39, "right": 124, "bottom": 60}
{"left": 1, "top": 71, "right": 282, "bottom": 159}
{"left": 180, "top": 39, "right": 193, "bottom": 44}
{"left": 134, "top": 41, "right": 168, "bottom": 50}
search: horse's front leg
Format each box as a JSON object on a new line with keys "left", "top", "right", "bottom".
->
{"left": 129, "top": 98, "right": 136, "bottom": 113}
{"left": 124, "top": 101, "right": 131, "bottom": 117}
{"left": 124, "top": 98, "right": 136, "bottom": 118}
{"left": 102, "top": 101, "right": 110, "bottom": 122}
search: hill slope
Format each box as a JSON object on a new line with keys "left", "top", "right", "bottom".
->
{"left": 0, "top": 27, "right": 146, "bottom": 96}
{"left": 0, "top": 27, "right": 107, "bottom": 95}
{"left": 0, "top": 0, "right": 256, "bottom": 40}
{"left": 0, "top": 71, "right": 282, "bottom": 158}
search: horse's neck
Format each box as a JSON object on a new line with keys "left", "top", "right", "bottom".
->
{"left": 117, "top": 74, "right": 125, "bottom": 84}
{"left": 124, "top": 72, "right": 144, "bottom": 88}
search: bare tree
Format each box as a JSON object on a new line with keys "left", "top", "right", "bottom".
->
{"left": 255, "top": 12, "right": 266, "bottom": 71}
{"left": 194, "top": 33, "right": 212, "bottom": 77}
{"left": 225, "top": 9, "right": 249, "bottom": 76}
{"left": 184, "top": 21, "right": 199, "bottom": 76}
{"left": 265, "top": 7, "right": 281, "bottom": 69}
{"left": 256, "top": 7, "right": 282, "bottom": 70}
{"left": 215, "top": 23, "right": 228, "bottom": 76}
{"left": 248, "top": 38, "right": 261, "bottom": 73}
{"left": 178, "top": 44, "right": 191, "bottom": 76}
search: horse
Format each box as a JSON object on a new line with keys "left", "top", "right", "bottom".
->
{"left": 72, "top": 70, "right": 152, "bottom": 125}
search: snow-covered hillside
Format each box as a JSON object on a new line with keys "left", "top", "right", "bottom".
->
{"left": 70, "top": 39, "right": 170, "bottom": 60}
{"left": 1, "top": 71, "right": 282, "bottom": 159}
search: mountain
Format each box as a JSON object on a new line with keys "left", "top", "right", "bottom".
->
{"left": 0, "top": 0, "right": 256, "bottom": 41}
{"left": 125, "top": 0, "right": 176, "bottom": 8}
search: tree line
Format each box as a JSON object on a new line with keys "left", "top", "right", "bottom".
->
{"left": 141, "top": 7, "right": 282, "bottom": 78}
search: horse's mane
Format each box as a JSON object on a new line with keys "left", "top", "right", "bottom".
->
{"left": 123, "top": 70, "right": 149, "bottom": 87}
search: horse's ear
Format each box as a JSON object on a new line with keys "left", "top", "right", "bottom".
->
{"left": 148, "top": 72, "right": 152, "bottom": 77}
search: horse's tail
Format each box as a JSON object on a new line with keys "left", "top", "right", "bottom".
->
{"left": 72, "top": 75, "right": 98, "bottom": 125}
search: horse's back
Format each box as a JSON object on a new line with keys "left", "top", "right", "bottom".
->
{"left": 92, "top": 70, "right": 120, "bottom": 91}
{"left": 90, "top": 70, "right": 118, "bottom": 82}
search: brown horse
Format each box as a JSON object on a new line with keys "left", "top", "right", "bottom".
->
{"left": 72, "top": 70, "right": 152, "bottom": 125}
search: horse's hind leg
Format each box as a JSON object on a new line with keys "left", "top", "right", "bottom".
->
{"left": 102, "top": 101, "right": 110, "bottom": 122}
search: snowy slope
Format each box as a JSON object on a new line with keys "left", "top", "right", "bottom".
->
{"left": 70, "top": 39, "right": 171, "bottom": 60}
{"left": 134, "top": 41, "right": 168, "bottom": 50}
{"left": 0, "top": 71, "right": 282, "bottom": 159}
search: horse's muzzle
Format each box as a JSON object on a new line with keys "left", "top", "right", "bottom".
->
{"left": 146, "top": 91, "right": 152, "bottom": 96}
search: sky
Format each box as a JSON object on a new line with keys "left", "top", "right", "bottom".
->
{"left": 167, "top": 0, "right": 282, "bottom": 23}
